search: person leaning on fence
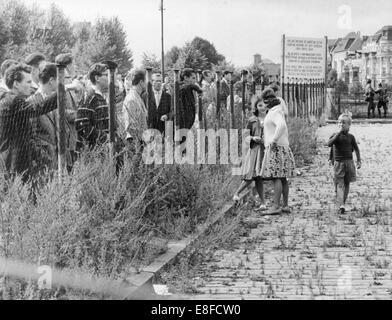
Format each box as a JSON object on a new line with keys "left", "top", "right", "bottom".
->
{"left": 25, "top": 52, "right": 46, "bottom": 95}
{"left": 327, "top": 113, "right": 361, "bottom": 215}
{"left": 233, "top": 96, "right": 267, "bottom": 211}
{"left": 0, "top": 63, "right": 58, "bottom": 182}
{"left": 178, "top": 68, "right": 203, "bottom": 130}
{"left": 120, "top": 69, "right": 148, "bottom": 151}
{"left": 375, "top": 83, "right": 388, "bottom": 118}
{"left": 26, "top": 63, "right": 62, "bottom": 173}
{"left": 75, "top": 63, "right": 110, "bottom": 153}
{"left": 0, "top": 59, "right": 18, "bottom": 95}
{"left": 364, "top": 79, "right": 376, "bottom": 119}
{"left": 259, "top": 88, "right": 295, "bottom": 215}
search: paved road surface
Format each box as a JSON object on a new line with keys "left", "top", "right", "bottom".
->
{"left": 177, "top": 123, "right": 392, "bottom": 300}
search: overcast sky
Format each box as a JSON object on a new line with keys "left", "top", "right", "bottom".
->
{"left": 24, "top": 0, "right": 392, "bottom": 67}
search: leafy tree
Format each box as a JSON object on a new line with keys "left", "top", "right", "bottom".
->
{"left": 95, "top": 17, "right": 133, "bottom": 75}
{"left": 164, "top": 46, "right": 181, "bottom": 69}
{"left": 141, "top": 53, "right": 161, "bottom": 73}
{"left": 190, "top": 37, "right": 225, "bottom": 69}
{"left": 176, "top": 43, "right": 208, "bottom": 71}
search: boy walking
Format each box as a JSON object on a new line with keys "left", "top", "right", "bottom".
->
{"left": 327, "top": 113, "right": 361, "bottom": 214}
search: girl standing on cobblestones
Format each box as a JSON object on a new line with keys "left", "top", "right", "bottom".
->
{"left": 260, "top": 88, "right": 295, "bottom": 215}
{"left": 233, "top": 97, "right": 267, "bottom": 211}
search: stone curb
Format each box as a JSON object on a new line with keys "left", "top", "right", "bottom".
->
{"left": 326, "top": 119, "right": 392, "bottom": 124}
{"left": 125, "top": 192, "right": 249, "bottom": 300}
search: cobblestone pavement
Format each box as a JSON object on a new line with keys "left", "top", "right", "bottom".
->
{"left": 179, "top": 123, "right": 392, "bottom": 300}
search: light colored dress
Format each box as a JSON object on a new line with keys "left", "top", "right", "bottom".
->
{"left": 260, "top": 104, "right": 295, "bottom": 179}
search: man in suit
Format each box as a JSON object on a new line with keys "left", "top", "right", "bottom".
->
{"left": 145, "top": 73, "right": 171, "bottom": 134}
{"left": 0, "top": 64, "right": 57, "bottom": 181}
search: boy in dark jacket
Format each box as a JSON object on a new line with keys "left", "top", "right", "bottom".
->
{"left": 327, "top": 113, "right": 361, "bottom": 214}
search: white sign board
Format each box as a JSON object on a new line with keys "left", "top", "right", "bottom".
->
{"left": 283, "top": 36, "right": 327, "bottom": 81}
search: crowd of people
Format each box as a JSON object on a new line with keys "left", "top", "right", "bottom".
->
{"left": 0, "top": 52, "right": 264, "bottom": 182}
{"left": 0, "top": 51, "right": 363, "bottom": 214}
{"left": 365, "top": 79, "right": 389, "bottom": 118}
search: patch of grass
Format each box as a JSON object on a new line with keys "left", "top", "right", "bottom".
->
{"left": 288, "top": 118, "right": 319, "bottom": 167}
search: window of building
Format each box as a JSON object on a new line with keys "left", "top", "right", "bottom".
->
{"left": 353, "top": 70, "right": 359, "bottom": 80}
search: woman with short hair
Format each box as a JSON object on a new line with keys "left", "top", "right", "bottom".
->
{"left": 260, "top": 88, "right": 295, "bottom": 215}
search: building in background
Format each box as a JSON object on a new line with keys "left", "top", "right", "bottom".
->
{"left": 252, "top": 54, "right": 281, "bottom": 83}
{"left": 330, "top": 26, "right": 392, "bottom": 88}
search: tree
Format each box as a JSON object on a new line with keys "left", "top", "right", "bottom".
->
{"left": 141, "top": 53, "right": 161, "bottom": 73}
{"left": 72, "top": 17, "right": 133, "bottom": 75}
{"left": 164, "top": 46, "right": 181, "bottom": 70}
{"left": 176, "top": 43, "right": 208, "bottom": 71}
{"left": 94, "top": 17, "right": 133, "bottom": 75}
{"left": 190, "top": 37, "right": 225, "bottom": 69}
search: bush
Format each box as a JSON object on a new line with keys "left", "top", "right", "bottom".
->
{"left": 288, "top": 118, "right": 318, "bottom": 167}
{"left": 0, "top": 144, "right": 237, "bottom": 280}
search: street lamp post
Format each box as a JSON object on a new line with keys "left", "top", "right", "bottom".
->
{"left": 160, "top": 0, "right": 165, "bottom": 77}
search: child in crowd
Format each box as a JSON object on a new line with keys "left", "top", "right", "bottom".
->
{"left": 327, "top": 113, "right": 361, "bottom": 214}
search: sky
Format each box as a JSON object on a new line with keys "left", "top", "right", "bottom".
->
{"left": 24, "top": 0, "right": 392, "bottom": 67}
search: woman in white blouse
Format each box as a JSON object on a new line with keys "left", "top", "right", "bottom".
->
{"left": 260, "top": 88, "right": 295, "bottom": 215}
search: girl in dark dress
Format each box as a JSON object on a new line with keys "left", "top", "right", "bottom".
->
{"left": 233, "top": 97, "right": 267, "bottom": 211}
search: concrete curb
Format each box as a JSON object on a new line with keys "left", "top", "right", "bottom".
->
{"left": 125, "top": 192, "right": 249, "bottom": 299}
{"left": 326, "top": 119, "right": 392, "bottom": 124}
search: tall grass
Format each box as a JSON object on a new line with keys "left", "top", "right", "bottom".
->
{"left": 0, "top": 144, "right": 237, "bottom": 280}
{"left": 288, "top": 118, "right": 319, "bottom": 167}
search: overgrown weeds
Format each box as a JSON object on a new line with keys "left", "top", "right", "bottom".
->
{"left": 0, "top": 144, "right": 237, "bottom": 282}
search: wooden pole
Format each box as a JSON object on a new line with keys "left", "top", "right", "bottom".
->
{"left": 241, "top": 70, "right": 248, "bottom": 129}
{"left": 55, "top": 62, "right": 66, "bottom": 177}
{"left": 230, "top": 78, "right": 235, "bottom": 129}
{"left": 173, "top": 68, "right": 180, "bottom": 144}
{"left": 160, "top": 0, "right": 165, "bottom": 78}
{"left": 215, "top": 71, "right": 221, "bottom": 129}
{"left": 105, "top": 61, "right": 118, "bottom": 155}
{"left": 281, "top": 34, "right": 286, "bottom": 107}
{"left": 196, "top": 70, "right": 203, "bottom": 130}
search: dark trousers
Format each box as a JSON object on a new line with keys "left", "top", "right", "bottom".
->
{"left": 377, "top": 101, "right": 388, "bottom": 117}
{"left": 368, "top": 100, "right": 375, "bottom": 118}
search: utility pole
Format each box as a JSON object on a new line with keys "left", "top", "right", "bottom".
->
{"left": 160, "top": 0, "right": 165, "bottom": 77}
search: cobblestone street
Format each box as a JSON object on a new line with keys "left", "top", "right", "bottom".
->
{"left": 180, "top": 123, "right": 392, "bottom": 300}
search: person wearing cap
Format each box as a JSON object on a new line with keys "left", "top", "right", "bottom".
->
{"left": 76, "top": 63, "right": 109, "bottom": 152}
{"left": 259, "top": 88, "right": 295, "bottom": 215}
{"left": 0, "top": 59, "right": 18, "bottom": 95}
{"left": 0, "top": 63, "right": 58, "bottom": 181}
{"left": 25, "top": 52, "right": 46, "bottom": 95}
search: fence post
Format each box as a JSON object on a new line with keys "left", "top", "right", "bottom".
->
{"left": 173, "top": 68, "right": 180, "bottom": 145}
{"left": 241, "top": 70, "right": 248, "bottom": 129}
{"left": 54, "top": 57, "right": 68, "bottom": 178}
{"left": 197, "top": 70, "right": 204, "bottom": 130}
{"left": 216, "top": 71, "right": 221, "bottom": 130}
{"left": 105, "top": 61, "right": 118, "bottom": 156}
{"left": 230, "top": 78, "right": 235, "bottom": 129}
